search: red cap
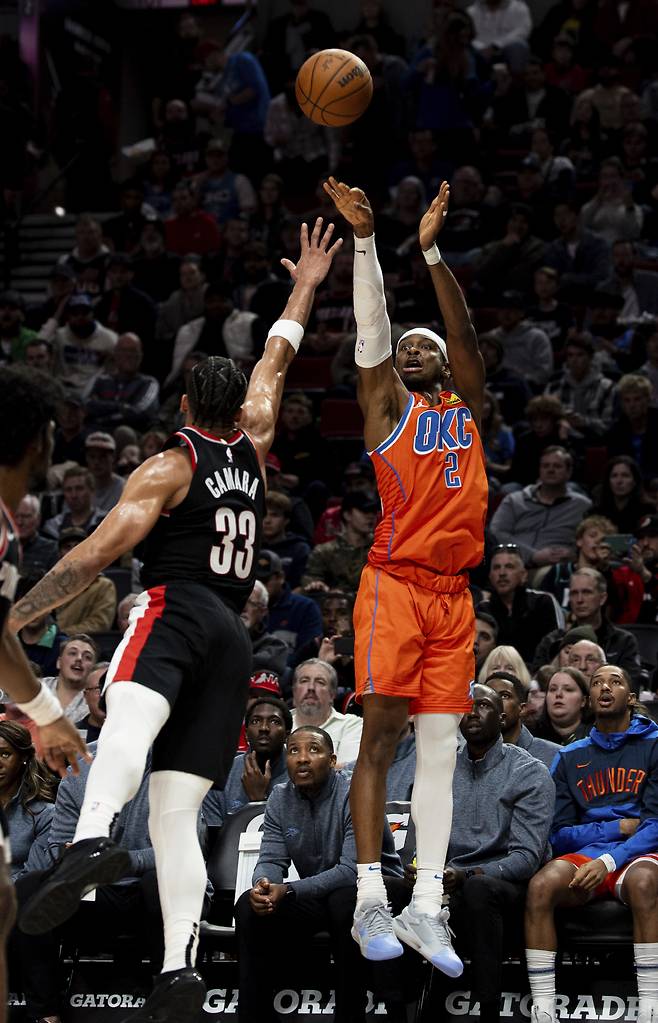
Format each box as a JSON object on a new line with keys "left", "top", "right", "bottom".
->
{"left": 265, "top": 453, "right": 281, "bottom": 472}
{"left": 249, "top": 671, "right": 282, "bottom": 697}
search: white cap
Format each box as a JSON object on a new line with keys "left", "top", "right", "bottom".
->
{"left": 396, "top": 327, "right": 448, "bottom": 363}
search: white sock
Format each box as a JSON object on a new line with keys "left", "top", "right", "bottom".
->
{"left": 149, "top": 770, "right": 213, "bottom": 973}
{"left": 74, "top": 683, "right": 170, "bottom": 844}
{"left": 635, "top": 942, "right": 658, "bottom": 1020}
{"left": 527, "top": 948, "right": 557, "bottom": 1018}
{"left": 356, "top": 862, "right": 387, "bottom": 907}
{"left": 411, "top": 713, "right": 460, "bottom": 916}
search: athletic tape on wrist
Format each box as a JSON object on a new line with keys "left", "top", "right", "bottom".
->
{"left": 422, "top": 244, "right": 441, "bottom": 266}
{"left": 16, "top": 680, "right": 63, "bottom": 727}
{"left": 598, "top": 853, "right": 616, "bottom": 874}
{"left": 267, "top": 319, "right": 304, "bottom": 353}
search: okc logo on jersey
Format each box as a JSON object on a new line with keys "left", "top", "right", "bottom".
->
{"left": 412, "top": 407, "right": 473, "bottom": 455}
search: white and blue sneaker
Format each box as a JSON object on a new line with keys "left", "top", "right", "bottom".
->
{"left": 352, "top": 900, "right": 404, "bottom": 961}
{"left": 392, "top": 904, "right": 463, "bottom": 977}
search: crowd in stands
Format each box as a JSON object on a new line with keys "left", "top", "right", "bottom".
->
{"left": 2, "top": 0, "right": 658, "bottom": 1018}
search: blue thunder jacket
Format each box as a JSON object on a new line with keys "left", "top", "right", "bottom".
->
{"left": 550, "top": 715, "right": 658, "bottom": 869}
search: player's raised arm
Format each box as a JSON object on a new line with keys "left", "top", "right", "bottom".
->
{"left": 240, "top": 218, "right": 342, "bottom": 465}
{"left": 420, "top": 182, "right": 485, "bottom": 426}
{"left": 323, "top": 177, "right": 408, "bottom": 441}
{"left": 9, "top": 450, "right": 192, "bottom": 632}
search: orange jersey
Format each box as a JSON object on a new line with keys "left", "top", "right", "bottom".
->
{"left": 368, "top": 390, "right": 487, "bottom": 583}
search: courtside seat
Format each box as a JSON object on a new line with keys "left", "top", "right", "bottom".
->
{"left": 557, "top": 900, "right": 633, "bottom": 949}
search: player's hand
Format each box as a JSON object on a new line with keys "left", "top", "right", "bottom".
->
{"left": 280, "top": 218, "right": 343, "bottom": 289}
{"left": 419, "top": 181, "right": 450, "bottom": 252}
{"left": 38, "top": 717, "right": 92, "bottom": 778}
{"left": 569, "top": 858, "right": 609, "bottom": 892}
{"left": 443, "top": 867, "right": 465, "bottom": 894}
{"left": 250, "top": 877, "right": 273, "bottom": 914}
{"left": 322, "top": 177, "right": 374, "bottom": 237}
{"left": 242, "top": 751, "right": 272, "bottom": 802}
{"left": 619, "top": 818, "right": 641, "bottom": 836}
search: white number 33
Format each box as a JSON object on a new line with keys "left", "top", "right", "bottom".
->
{"left": 210, "top": 507, "right": 256, "bottom": 580}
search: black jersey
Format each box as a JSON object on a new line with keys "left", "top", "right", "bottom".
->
{"left": 0, "top": 500, "right": 20, "bottom": 633}
{"left": 139, "top": 426, "right": 265, "bottom": 613}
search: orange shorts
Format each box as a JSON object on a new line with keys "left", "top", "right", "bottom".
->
{"left": 354, "top": 563, "right": 475, "bottom": 715}
{"left": 559, "top": 852, "right": 658, "bottom": 903}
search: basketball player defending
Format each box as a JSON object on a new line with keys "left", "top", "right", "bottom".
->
{"left": 10, "top": 219, "right": 342, "bottom": 1021}
{"left": 325, "top": 178, "right": 487, "bottom": 969}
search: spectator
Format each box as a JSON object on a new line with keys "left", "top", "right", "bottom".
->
{"left": 26, "top": 263, "right": 77, "bottom": 334}
{"left": 481, "top": 389, "right": 515, "bottom": 483}
{"left": 577, "top": 60, "right": 633, "bottom": 130}
{"left": 54, "top": 528, "right": 117, "bottom": 636}
{"left": 265, "top": 0, "right": 336, "bottom": 88}
{"left": 14, "top": 495, "right": 57, "bottom": 578}
{"left": 636, "top": 323, "right": 658, "bottom": 408}
{"left": 542, "top": 34, "right": 589, "bottom": 95}
{"left": 94, "top": 253, "right": 157, "bottom": 346}
{"left": 302, "top": 492, "right": 377, "bottom": 595}
{"left": 256, "top": 550, "right": 323, "bottom": 658}
{"left": 0, "top": 721, "right": 56, "bottom": 881}
{"left": 84, "top": 432, "right": 125, "bottom": 514}
{"left": 533, "top": 666, "right": 590, "bottom": 745}
{"left": 525, "top": 665, "right": 658, "bottom": 1023}
{"left": 157, "top": 97, "right": 204, "bottom": 177}
{"left": 192, "top": 139, "right": 256, "bottom": 225}
{"left": 139, "top": 150, "right": 178, "bottom": 219}
{"left": 40, "top": 634, "right": 98, "bottom": 726}
{"left": 166, "top": 282, "right": 262, "bottom": 387}
{"left": 581, "top": 158, "right": 644, "bottom": 246}
{"left": 293, "top": 590, "right": 356, "bottom": 693}
{"left": 543, "top": 201, "right": 611, "bottom": 296}
{"left": 60, "top": 215, "right": 111, "bottom": 297}
{"left": 490, "top": 447, "right": 592, "bottom": 567}
{"left": 78, "top": 661, "right": 109, "bottom": 742}
{"left": 262, "top": 491, "right": 310, "bottom": 589}
{"left": 438, "top": 164, "right": 505, "bottom": 265}
{"left": 506, "top": 57, "right": 573, "bottom": 137}
{"left": 17, "top": 599, "right": 68, "bottom": 680}
{"left": 203, "top": 697, "right": 291, "bottom": 827}
{"left": 265, "top": 81, "right": 333, "bottom": 198}
{"left": 239, "top": 241, "right": 291, "bottom": 326}
{"left": 467, "top": 0, "right": 531, "bottom": 72}
{"left": 0, "top": 291, "right": 36, "bottom": 364}
{"left": 240, "top": 580, "right": 289, "bottom": 678}
{"left": 272, "top": 392, "right": 335, "bottom": 490}
{"left": 632, "top": 515, "right": 658, "bottom": 624}
{"left": 354, "top": 0, "right": 404, "bottom": 57}
{"left": 475, "top": 612, "right": 499, "bottom": 671}
{"left": 116, "top": 593, "right": 140, "bottom": 634}
{"left": 508, "top": 395, "right": 573, "bottom": 488}
{"left": 545, "top": 333, "right": 615, "bottom": 439}
{"left": 103, "top": 179, "right": 152, "bottom": 256}
{"left": 538, "top": 514, "right": 617, "bottom": 608}
{"left": 442, "top": 683, "right": 554, "bottom": 1023}
{"left": 43, "top": 466, "right": 106, "bottom": 540}
{"left": 164, "top": 182, "right": 222, "bottom": 258}
{"left": 606, "top": 378, "right": 658, "bottom": 482}
{"left": 291, "top": 660, "right": 363, "bottom": 766}
{"left": 566, "top": 639, "right": 606, "bottom": 682}
{"left": 51, "top": 395, "right": 88, "bottom": 466}
{"left": 235, "top": 724, "right": 403, "bottom": 1023}
{"left": 479, "top": 332, "right": 532, "bottom": 425}
{"left": 52, "top": 294, "right": 118, "bottom": 399}
{"left": 527, "top": 267, "right": 575, "bottom": 359}
{"left": 249, "top": 174, "right": 292, "bottom": 258}
{"left": 592, "top": 457, "right": 655, "bottom": 534}
{"left": 131, "top": 220, "right": 181, "bottom": 304}
{"left": 532, "top": 568, "right": 641, "bottom": 682}
{"left": 23, "top": 338, "right": 56, "bottom": 374}
{"left": 86, "top": 333, "right": 160, "bottom": 433}
{"left": 530, "top": 1, "right": 596, "bottom": 62}
{"left": 600, "top": 242, "right": 658, "bottom": 320}
{"left": 487, "top": 671, "right": 560, "bottom": 769}
{"left": 477, "top": 545, "right": 564, "bottom": 662}
{"left": 155, "top": 256, "right": 207, "bottom": 346}
{"left": 479, "top": 644, "right": 531, "bottom": 687}
{"left": 489, "top": 291, "right": 554, "bottom": 390}
{"left": 475, "top": 206, "right": 546, "bottom": 297}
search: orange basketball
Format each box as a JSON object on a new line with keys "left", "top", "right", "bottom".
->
{"left": 295, "top": 48, "right": 373, "bottom": 127}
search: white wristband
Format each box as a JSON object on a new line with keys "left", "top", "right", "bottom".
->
{"left": 16, "top": 681, "right": 64, "bottom": 727}
{"left": 267, "top": 318, "right": 304, "bottom": 353}
{"left": 422, "top": 244, "right": 441, "bottom": 265}
{"left": 597, "top": 853, "right": 617, "bottom": 874}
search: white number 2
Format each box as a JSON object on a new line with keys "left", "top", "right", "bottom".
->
{"left": 210, "top": 508, "right": 256, "bottom": 580}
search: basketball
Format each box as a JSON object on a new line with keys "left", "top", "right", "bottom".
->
{"left": 295, "top": 48, "right": 373, "bottom": 127}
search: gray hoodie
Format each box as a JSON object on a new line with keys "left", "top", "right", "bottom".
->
{"left": 490, "top": 483, "right": 592, "bottom": 565}
{"left": 448, "top": 737, "right": 555, "bottom": 881}
{"left": 513, "top": 724, "right": 560, "bottom": 771}
{"left": 254, "top": 770, "right": 402, "bottom": 898}
{"left": 203, "top": 751, "right": 289, "bottom": 827}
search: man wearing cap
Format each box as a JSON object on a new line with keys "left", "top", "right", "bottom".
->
{"left": 191, "top": 139, "right": 256, "bottom": 225}
{"left": 632, "top": 516, "right": 658, "bottom": 624}
{"left": 488, "top": 290, "right": 554, "bottom": 390}
{"left": 84, "top": 433, "right": 125, "bottom": 514}
{"left": 43, "top": 466, "right": 105, "bottom": 542}
{"left": 257, "top": 550, "right": 323, "bottom": 660}
{"left": 52, "top": 294, "right": 117, "bottom": 399}
{"left": 241, "top": 580, "right": 288, "bottom": 677}
{"left": 301, "top": 492, "right": 378, "bottom": 595}
{"left": 0, "top": 291, "right": 37, "bottom": 364}
{"left": 87, "top": 333, "right": 160, "bottom": 434}
{"left": 54, "top": 529, "right": 117, "bottom": 636}
{"left": 95, "top": 253, "right": 156, "bottom": 346}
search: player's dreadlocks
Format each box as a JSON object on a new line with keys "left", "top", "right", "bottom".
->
{"left": 0, "top": 367, "right": 62, "bottom": 467}
{"left": 187, "top": 356, "right": 248, "bottom": 428}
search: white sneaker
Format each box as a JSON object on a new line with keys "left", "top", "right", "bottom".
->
{"left": 392, "top": 904, "right": 463, "bottom": 977}
{"left": 637, "top": 1009, "right": 655, "bottom": 1023}
{"left": 531, "top": 1006, "right": 555, "bottom": 1023}
{"left": 352, "top": 900, "right": 404, "bottom": 961}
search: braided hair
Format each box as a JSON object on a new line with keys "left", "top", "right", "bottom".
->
{"left": 0, "top": 721, "right": 57, "bottom": 817}
{"left": 187, "top": 356, "right": 247, "bottom": 428}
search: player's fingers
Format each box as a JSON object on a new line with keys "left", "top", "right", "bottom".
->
{"left": 327, "top": 236, "right": 344, "bottom": 257}
{"left": 44, "top": 747, "right": 68, "bottom": 779}
{"left": 310, "top": 216, "right": 323, "bottom": 246}
{"left": 320, "top": 220, "right": 335, "bottom": 250}
{"left": 300, "top": 222, "right": 309, "bottom": 249}
{"left": 323, "top": 180, "right": 338, "bottom": 199}
{"left": 280, "top": 258, "right": 296, "bottom": 274}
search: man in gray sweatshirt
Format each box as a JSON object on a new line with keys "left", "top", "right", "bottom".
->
{"left": 441, "top": 685, "right": 555, "bottom": 1023}
{"left": 487, "top": 672, "right": 560, "bottom": 770}
{"left": 235, "top": 725, "right": 404, "bottom": 1023}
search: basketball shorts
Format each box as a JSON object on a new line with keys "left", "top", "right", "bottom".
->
{"left": 354, "top": 564, "right": 475, "bottom": 715}
{"left": 559, "top": 852, "right": 658, "bottom": 903}
{"left": 105, "top": 581, "right": 252, "bottom": 785}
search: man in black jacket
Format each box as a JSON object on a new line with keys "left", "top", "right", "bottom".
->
{"left": 476, "top": 546, "right": 564, "bottom": 663}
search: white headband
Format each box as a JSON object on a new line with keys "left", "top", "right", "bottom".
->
{"left": 396, "top": 327, "right": 448, "bottom": 363}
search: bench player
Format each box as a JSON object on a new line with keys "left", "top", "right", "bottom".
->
{"left": 325, "top": 178, "right": 487, "bottom": 970}
{"left": 9, "top": 219, "right": 342, "bottom": 1022}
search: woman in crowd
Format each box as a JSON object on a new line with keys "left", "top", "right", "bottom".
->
{"left": 140, "top": 149, "right": 178, "bottom": 218}
{"left": 533, "top": 666, "right": 590, "bottom": 745}
{"left": 479, "top": 645, "right": 531, "bottom": 687}
{"left": 0, "top": 721, "right": 56, "bottom": 881}
{"left": 592, "top": 455, "right": 654, "bottom": 533}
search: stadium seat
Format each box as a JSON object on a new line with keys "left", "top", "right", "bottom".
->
{"left": 319, "top": 399, "right": 364, "bottom": 439}
{"left": 283, "top": 356, "right": 333, "bottom": 391}
{"left": 557, "top": 900, "right": 633, "bottom": 948}
{"left": 91, "top": 629, "right": 122, "bottom": 660}
{"left": 620, "top": 624, "right": 658, "bottom": 670}
{"left": 102, "top": 567, "right": 133, "bottom": 607}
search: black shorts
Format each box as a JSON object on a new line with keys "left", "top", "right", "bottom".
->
{"left": 105, "top": 581, "right": 252, "bottom": 785}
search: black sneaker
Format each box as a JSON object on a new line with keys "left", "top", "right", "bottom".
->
{"left": 19, "top": 837, "right": 131, "bottom": 935}
{"left": 122, "top": 970, "right": 206, "bottom": 1022}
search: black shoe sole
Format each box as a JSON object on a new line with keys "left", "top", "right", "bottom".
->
{"left": 19, "top": 845, "right": 131, "bottom": 935}
{"left": 122, "top": 975, "right": 206, "bottom": 1022}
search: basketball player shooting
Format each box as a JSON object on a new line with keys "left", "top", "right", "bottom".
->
{"left": 9, "top": 219, "right": 342, "bottom": 1022}
{"left": 324, "top": 177, "right": 487, "bottom": 971}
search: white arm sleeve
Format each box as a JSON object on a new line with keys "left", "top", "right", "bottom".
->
{"left": 353, "top": 233, "right": 392, "bottom": 368}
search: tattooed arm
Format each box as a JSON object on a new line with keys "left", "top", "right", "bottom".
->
{"left": 9, "top": 448, "right": 192, "bottom": 631}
